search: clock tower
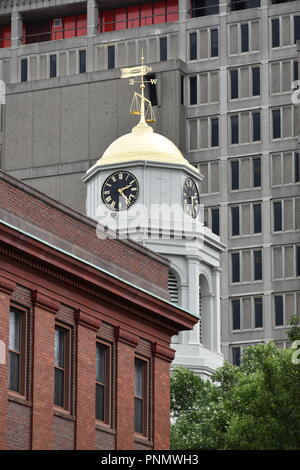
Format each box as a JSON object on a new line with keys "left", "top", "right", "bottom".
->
{"left": 83, "top": 58, "right": 225, "bottom": 376}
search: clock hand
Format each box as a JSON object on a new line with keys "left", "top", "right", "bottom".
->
{"left": 118, "top": 188, "right": 129, "bottom": 205}
{"left": 118, "top": 183, "right": 133, "bottom": 192}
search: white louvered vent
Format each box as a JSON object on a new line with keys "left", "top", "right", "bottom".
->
{"left": 168, "top": 270, "right": 179, "bottom": 304}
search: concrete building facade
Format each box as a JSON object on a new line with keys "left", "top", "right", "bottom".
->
{"left": 0, "top": 0, "right": 299, "bottom": 363}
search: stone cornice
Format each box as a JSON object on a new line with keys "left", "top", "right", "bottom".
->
{"left": 152, "top": 343, "right": 176, "bottom": 363}
{"left": 32, "top": 291, "right": 60, "bottom": 314}
{"left": 116, "top": 327, "right": 139, "bottom": 348}
{"left": 0, "top": 277, "right": 16, "bottom": 296}
{"left": 75, "top": 309, "right": 101, "bottom": 332}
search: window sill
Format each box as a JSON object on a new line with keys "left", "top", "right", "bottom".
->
{"left": 95, "top": 421, "right": 116, "bottom": 435}
{"left": 53, "top": 407, "right": 75, "bottom": 421}
{"left": 134, "top": 434, "right": 153, "bottom": 447}
{"left": 8, "top": 391, "right": 31, "bottom": 407}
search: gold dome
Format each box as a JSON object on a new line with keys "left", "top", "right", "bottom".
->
{"left": 93, "top": 122, "right": 196, "bottom": 171}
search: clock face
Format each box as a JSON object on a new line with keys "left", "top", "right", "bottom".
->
{"left": 183, "top": 178, "right": 200, "bottom": 218}
{"left": 101, "top": 171, "right": 139, "bottom": 211}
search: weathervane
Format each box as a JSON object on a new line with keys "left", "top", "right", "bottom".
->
{"left": 121, "top": 52, "right": 157, "bottom": 124}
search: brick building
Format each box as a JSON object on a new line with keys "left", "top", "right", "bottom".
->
{"left": 0, "top": 169, "right": 196, "bottom": 450}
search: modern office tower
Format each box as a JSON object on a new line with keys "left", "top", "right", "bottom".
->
{"left": 0, "top": 0, "right": 299, "bottom": 363}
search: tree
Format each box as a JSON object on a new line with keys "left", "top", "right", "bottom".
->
{"left": 171, "top": 342, "right": 300, "bottom": 450}
{"left": 287, "top": 315, "right": 300, "bottom": 342}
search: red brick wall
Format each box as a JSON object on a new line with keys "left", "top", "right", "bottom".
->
{"left": 153, "top": 353, "right": 172, "bottom": 450}
{"left": 53, "top": 415, "right": 75, "bottom": 450}
{"left": 95, "top": 428, "right": 115, "bottom": 450}
{"left": 7, "top": 400, "right": 31, "bottom": 450}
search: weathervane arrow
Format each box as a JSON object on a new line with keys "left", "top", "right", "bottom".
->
{"left": 121, "top": 65, "right": 152, "bottom": 79}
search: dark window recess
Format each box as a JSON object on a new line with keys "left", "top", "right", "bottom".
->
{"left": 210, "top": 29, "right": 218, "bottom": 57}
{"left": 254, "top": 250, "right": 262, "bottom": 280}
{"left": 9, "top": 310, "right": 22, "bottom": 393}
{"left": 79, "top": 50, "right": 86, "bottom": 73}
{"left": 272, "top": 18, "right": 280, "bottom": 48}
{"left": 25, "top": 20, "right": 51, "bottom": 44}
{"left": 255, "top": 298, "right": 263, "bottom": 328}
{"left": 231, "top": 0, "right": 260, "bottom": 11}
{"left": 231, "top": 115, "right": 239, "bottom": 144}
{"left": 211, "top": 208, "right": 219, "bottom": 235}
{"left": 50, "top": 54, "right": 57, "bottom": 78}
{"left": 297, "top": 246, "right": 300, "bottom": 276}
{"left": 232, "top": 299, "right": 241, "bottom": 330}
{"left": 231, "top": 160, "right": 239, "bottom": 190}
{"left": 230, "top": 70, "right": 238, "bottom": 99}
{"left": 134, "top": 358, "right": 147, "bottom": 435}
{"left": 232, "top": 347, "right": 241, "bottom": 366}
{"left": 295, "top": 153, "right": 300, "bottom": 183}
{"left": 160, "top": 37, "right": 167, "bottom": 61}
{"left": 253, "top": 204, "right": 262, "bottom": 234}
{"left": 241, "top": 24, "right": 249, "bottom": 53}
{"left": 294, "top": 16, "right": 300, "bottom": 43}
{"left": 181, "top": 75, "right": 185, "bottom": 105}
{"left": 108, "top": 45, "right": 115, "bottom": 69}
{"left": 190, "top": 32, "right": 197, "bottom": 60}
{"left": 252, "top": 67, "right": 260, "bottom": 96}
{"left": 272, "top": 109, "right": 281, "bottom": 139}
{"left": 190, "top": 76, "right": 197, "bottom": 105}
{"left": 211, "top": 118, "right": 219, "bottom": 147}
{"left": 231, "top": 206, "right": 240, "bottom": 236}
{"left": 294, "top": 61, "right": 299, "bottom": 81}
{"left": 54, "top": 327, "right": 66, "bottom": 408}
{"left": 147, "top": 74, "right": 158, "bottom": 106}
{"left": 191, "top": 0, "right": 219, "bottom": 17}
{"left": 253, "top": 158, "right": 261, "bottom": 187}
{"left": 21, "top": 58, "right": 28, "bottom": 82}
{"left": 252, "top": 112, "right": 261, "bottom": 142}
{"left": 274, "top": 201, "right": 282, "bottom": 231}
{"left": 232, "top": 253, "right": 240, "bottom": 283}
{"left": 96, "top": 343, "right": 109, "bottom": 422}
{"left": 275, "top": 296, "right": 284, "bottom": 326}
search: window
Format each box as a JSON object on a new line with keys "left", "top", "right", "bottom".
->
{"left": 211, "top": 118, "right": 219, "bottom": 147}
{"left": 190, "top": 32, "right": 197, "bottom": 60}
{"left": 231, "top": 115, "right": 239, "bottom": 144}
{"left": 252, "top": 67, "right": 260, "bottom": 96}
{"left": 297, "top": 246, "right": 300, "bottom": 276}
{"left": 295, "top": 153, "right": 300, "bottom": 183}
{"left": 108, "top": 45, "right": 115, "bottom": 69}
{"left": 253, "top": 158, "right": 261, "bottom": 187}
{"left": 231, "top": 0, "right": 260, "bottom": 10}
{"left": 50, "top": 54, "right": 57, "bottom": 78}
{"left": 294, "top": 16, "right": 300, "bottom": 43}
{"left": 210, "top": 29, "right": 218, "bottom": 57}
{"left": 253, "top": 204, "right": 261, "bottom": 234}
{"left": 254, "top": 250, "right": 262, "bottom": 280}
{"left": 54, "top": 326, "right": 70, "bottom": 409}
{"left": 191, "top": 0, "right": 219, "bottom": 17}
{"left": 241, "top": 24, "right": 249, "bottom": 53}
{"left": 272, "top": 19, "right": 280, "bottom": 48}
{"left": 294, "top": 60, "right": 299, "bottom": 81}
{"left": 255, "top": 298, "right": 263, "bottom": 328}
{"left": 181, "top": 75, "right": 185, "bottom": 105}
{"left": 134, "top": 358, "right": 148, "bottom": 436}
{"left": 231, "top": 160, "right": 239, "bottom": 190}
{"left": 9, "top": 308, "right": 26, "bottom": 394}
{"left": 230, "top": 70, "right": 238, "bottom": 99}
{"left": 96, "top": 343, "right": 111, "bottom": 423}
{"left": 147, "top": 74, "right": 158, "bottom": 106}
{"left": 211, "top": 208, "right": 219, "bottom": 235}
{"left": 274, "top": 201, "right": 282, "bottom": 232}
{"left": 232, "top": 347, "right": 241, "bottom": 366}
{"left": 190, "top": 76, "right": 197, "bottom": 105}
{"left": 232, "top": 207, "right": 240, "bottom": 236}
{"left": 232, "top": 299, "right": 241, "bottom": 330}
{"left": 160, "top": 37, "right": 167, "bottom": 61}
{"left": 21, "top": 58, "right": 28, "bottom": 82}
{"left": 232, "top": 253, "right": 240, "bottom": 283}
{"left": 275, "top": 296, "right": 284, "bottom": 326}
{"left": 252, "top": 112, "right": 261, "bottom": 142}
{"left": 79, "top": 50, "right": 86, "bottom": 73}
{"left": 272, "top": 109, "right": 281, "bottom": 139}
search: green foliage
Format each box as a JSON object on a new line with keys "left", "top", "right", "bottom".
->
{"left": 287, "top": 315, "right": 300, "bottom": 342}
{"left": 171, "top": 342, "right": 300, "bottom": 450}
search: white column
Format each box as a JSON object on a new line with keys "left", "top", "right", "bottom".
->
{"left": 87, "top": 0, "right": 98, "bottom": 73}
{"left": 201, "top": 293, "right": 214, "bottom": 351}
{"left": 11, "top": 6, "right": 22, "bottom": 48}
{"left": 187, "top": 256, "right": 200, "bottom": 345}
{"left": 212, "top": 267, "right": 222, "bottom": 354}
{"left": 178, "top": 0, "right": 189, "bottom": 62}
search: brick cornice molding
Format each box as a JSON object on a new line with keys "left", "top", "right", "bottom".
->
{"left": 0, "top": 277, "right": 16, "bottom": 296}
{"left": 116, "top": 327, "right": 139, "bottom": 348}
{"left": 152, "top": 343, "right": 176, "bottom": 363}
{"left": 32, "top": 291, "right": 59, "bottom": 314}
{"left": 75, "top": 309, "right": 101, "bottom": 332}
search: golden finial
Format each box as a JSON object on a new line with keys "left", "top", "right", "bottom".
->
{"left": 121, "top": 51, "right": 157, "bottom": 125}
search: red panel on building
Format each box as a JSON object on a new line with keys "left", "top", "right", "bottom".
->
{"left": 128, "top": 6, "right": 140, "bottom": 29}
{"left": 140, "top": 3, "right": 153, "bottom": 26}
{"left": 153, "top": 1, "right": 166, "bottom": 24}
{"left": 76, "top": 14, "right": 87, "bottom": 36}
{"left": 64, "top": 16, "right": 76, "bottom": 38}
{"left": 101, "top": 10, "right": 115, "bottom": 32}
{"left": 0, "top": 26, "right": 11, "bottom": 48}
{"left": 115, "top": 7, "right": 127, "bottom": 30}
{"left": 166, "top": 0, "right": 178, "bottom": 22}
{"left": 51, "top": 18, "right": 64, "bottom": 41}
